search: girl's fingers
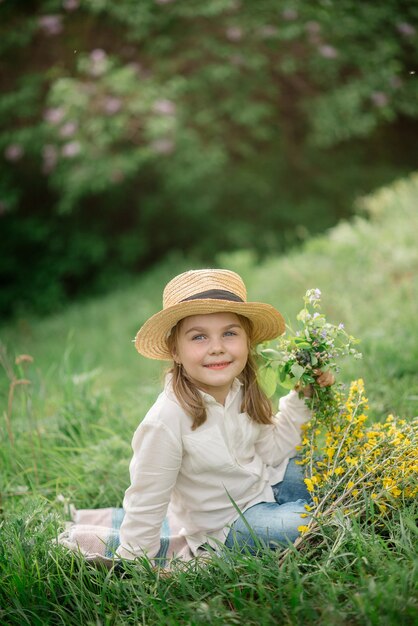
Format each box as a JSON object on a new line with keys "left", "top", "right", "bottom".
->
{"left": 314, "top": 370, "right": 335, "bottom": 387}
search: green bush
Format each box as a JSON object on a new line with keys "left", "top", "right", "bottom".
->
{"left": 1, "top": 0, "right": 417, "bottom": 316}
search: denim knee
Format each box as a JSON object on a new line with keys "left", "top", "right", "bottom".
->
{"left": 225, "top": 499, "right": 309, "bottom": 552}
{"left": 272, "top": 457, "right": 311, "bottom": 505}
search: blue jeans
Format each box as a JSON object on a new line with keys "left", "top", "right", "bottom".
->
{"left": 224, "top": 457, "right": 311, "bottom": 552}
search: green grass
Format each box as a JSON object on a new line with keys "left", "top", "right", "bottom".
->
{"left": 1, "top": 174, "right": 417, "bottom": 625}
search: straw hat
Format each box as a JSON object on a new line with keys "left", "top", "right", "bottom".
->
{"left": 135, "top": 269, "right": 285, "bottom": 360}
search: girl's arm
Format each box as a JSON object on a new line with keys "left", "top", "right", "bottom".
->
{"left": 254, "top": 390, "right": 312, "bottom": 466}
{"left": 117, "top": 421, "right": 182, "bottom": 560}
{"left": 255, "top": 370, "right": 335, "bottom": 465}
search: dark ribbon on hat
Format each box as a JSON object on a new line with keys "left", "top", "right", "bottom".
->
{"left": 180, "top": 289, "right": 244, "bottom": 303}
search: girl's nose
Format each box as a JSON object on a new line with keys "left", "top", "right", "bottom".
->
{"left": 209, "top": 338, "right": 225, "bottom": 354}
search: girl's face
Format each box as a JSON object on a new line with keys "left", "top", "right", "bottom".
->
{"left": 172, "top": 312, "right": 249, "bottom": 405}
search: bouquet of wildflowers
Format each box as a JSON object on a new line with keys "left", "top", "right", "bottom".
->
{"left": 257, "top": 288, "right": 362, "bottom": 427}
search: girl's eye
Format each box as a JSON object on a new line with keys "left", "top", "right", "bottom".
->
{"left": 191, "top": 334, "right": 206, "bottom": 341}
{"left": 224, "top": 331, "right": 237, "bottom": 337}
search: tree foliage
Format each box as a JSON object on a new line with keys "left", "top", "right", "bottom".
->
{"left": 1, "top": 0, "right": 418, "bottom": 316}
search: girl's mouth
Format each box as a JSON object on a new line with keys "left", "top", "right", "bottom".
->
{"left": 204, "top": 362, "right": 231, "bottom": 370}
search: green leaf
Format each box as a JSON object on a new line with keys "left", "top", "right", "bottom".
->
{"left": 277, "top": 376, "right": 296, "bottom": 390}
{"left": 259, "top": 348, "right": 282, "bottom": 359}
{"left": 290, "top": 363, "right": 305, "bottom": 380}
{"left": 258, "top": 366, "right": 277, "bottom": 398}
{"left": 294, "top": 340, "right": 311, "bottom": 348}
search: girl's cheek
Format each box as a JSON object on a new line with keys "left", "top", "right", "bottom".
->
{"left": 190, "top": 344, "right": 205, "bottom": 357}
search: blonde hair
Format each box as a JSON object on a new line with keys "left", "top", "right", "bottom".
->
{"left": 166, "top": 314, "right": 274, "bottom": 430}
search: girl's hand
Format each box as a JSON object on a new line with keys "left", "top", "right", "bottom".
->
{"left": 314, "top": 369, "right": 335, "bottom": 388}
{"left": 296, "top": 369, "right": 336, "bottom": 397}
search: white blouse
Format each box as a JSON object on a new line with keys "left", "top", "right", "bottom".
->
{"left": 117, "top": 377, "right": 311, "bottom": 559}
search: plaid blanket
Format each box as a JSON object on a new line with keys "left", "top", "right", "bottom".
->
{"left": 58, "top": 505, "right": 194, "bottom": 568}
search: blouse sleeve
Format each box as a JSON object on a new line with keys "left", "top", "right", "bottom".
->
{"left": 117, "top": 420, "right": 182, "bottom": 560}
{"left": 254, "top": 390, "right": 312, "bottom": 467}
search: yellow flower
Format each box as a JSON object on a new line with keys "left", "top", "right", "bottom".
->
{"left": 383, "top": 477, "right": 395, "bottom": 490}
{"left": 391, "top": 438, "right": 402, "bottom": 446}
{"left": 334, "top": 467, "right": 345, "bottom": 475}
{"left": 304, "top": 478, "right": 315, "bottom": 492}
{"left": 345, "top": 457, "right": 358, "bottom": 466}
{"left": 299, "top": 513, "right": 309, "bottom": 518}
{"left": 326, "top": 447, "right": 335, "bottom": 460}
{"left": 297, "top": 525, "right": 310, "bottom": 535}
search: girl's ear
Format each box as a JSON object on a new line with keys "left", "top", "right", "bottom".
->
{"left": 171, "top": 345, "right": 181, "bottom": 364}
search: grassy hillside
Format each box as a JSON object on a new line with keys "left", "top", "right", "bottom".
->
{"left": 0, "top": 174, "right": 417, "bottom": 625}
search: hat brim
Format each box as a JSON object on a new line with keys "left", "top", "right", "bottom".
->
{"left": 135, "top": 299, "right": 285, "bottom": 360}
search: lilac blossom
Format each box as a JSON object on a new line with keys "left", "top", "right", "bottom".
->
{"left": 126, "top": 62, "right": 143, "bottom": 76}
{"left": 103, "top": 96, "right": 123, "bottom": 115}
{"left": 318, "top": 44, "right": 338, "bottom": 59}
{"left": 152, "top": 99, "right": 176, "bottom": 115}
{"left": 370, "top": 91, "right": 388, "bottom": 108}
{"left": 63, "top": 0, "right": 80, "bottom": 10}
{"left": 42, "top": 144, "right": 58, "bottom": 174}
{"left": 226, "top": 26, "right": 243, "bottom": 41}
{"left": 282, "top": 8, "right": 298, "bottom": 21}
{"left": 230, "top": 54, "right": 245, "bottom": 66}
{"left": 59, "top": 121, "right": 78, "bottom": 138}
{"left": 305, "top": 21, "right": 321, "bottom": 35}
{"left": 38, "top": 15, "right": 63, "bottom": 36}
{"left": 44, "top": 107, "right": 66, "bottom": 125}
{"left": 90, "top": 49, "right": 106, "bottom": 63}
{"left": 61, "top": 141, "right": 81, "bottom": 158}
{"left": 88, "top": 49, "right": 108, "bottom": 77}
{"left": 150, "top": 138, "right": 175, "bottom": 155}
{"left": 397, "top": 22, "right": 416, "bottom": 37}
{"left": 4, "top": 144, "right": 24, "bottom": 162}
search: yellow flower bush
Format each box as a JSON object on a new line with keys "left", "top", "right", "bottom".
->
{"left": 295, "top": 379, "right": 418, "bottom": 537}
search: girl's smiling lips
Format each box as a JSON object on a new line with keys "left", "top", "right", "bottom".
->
{"left": 203, "top": 362, "right": 231, "bottom": 370}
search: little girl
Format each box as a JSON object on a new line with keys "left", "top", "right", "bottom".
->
{"left": 116, "top": 268, "right": 334, "bottom": 561}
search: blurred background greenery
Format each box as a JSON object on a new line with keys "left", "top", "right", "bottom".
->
{"left": 1, "top": 0, "right": 417, "bottom": 318}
